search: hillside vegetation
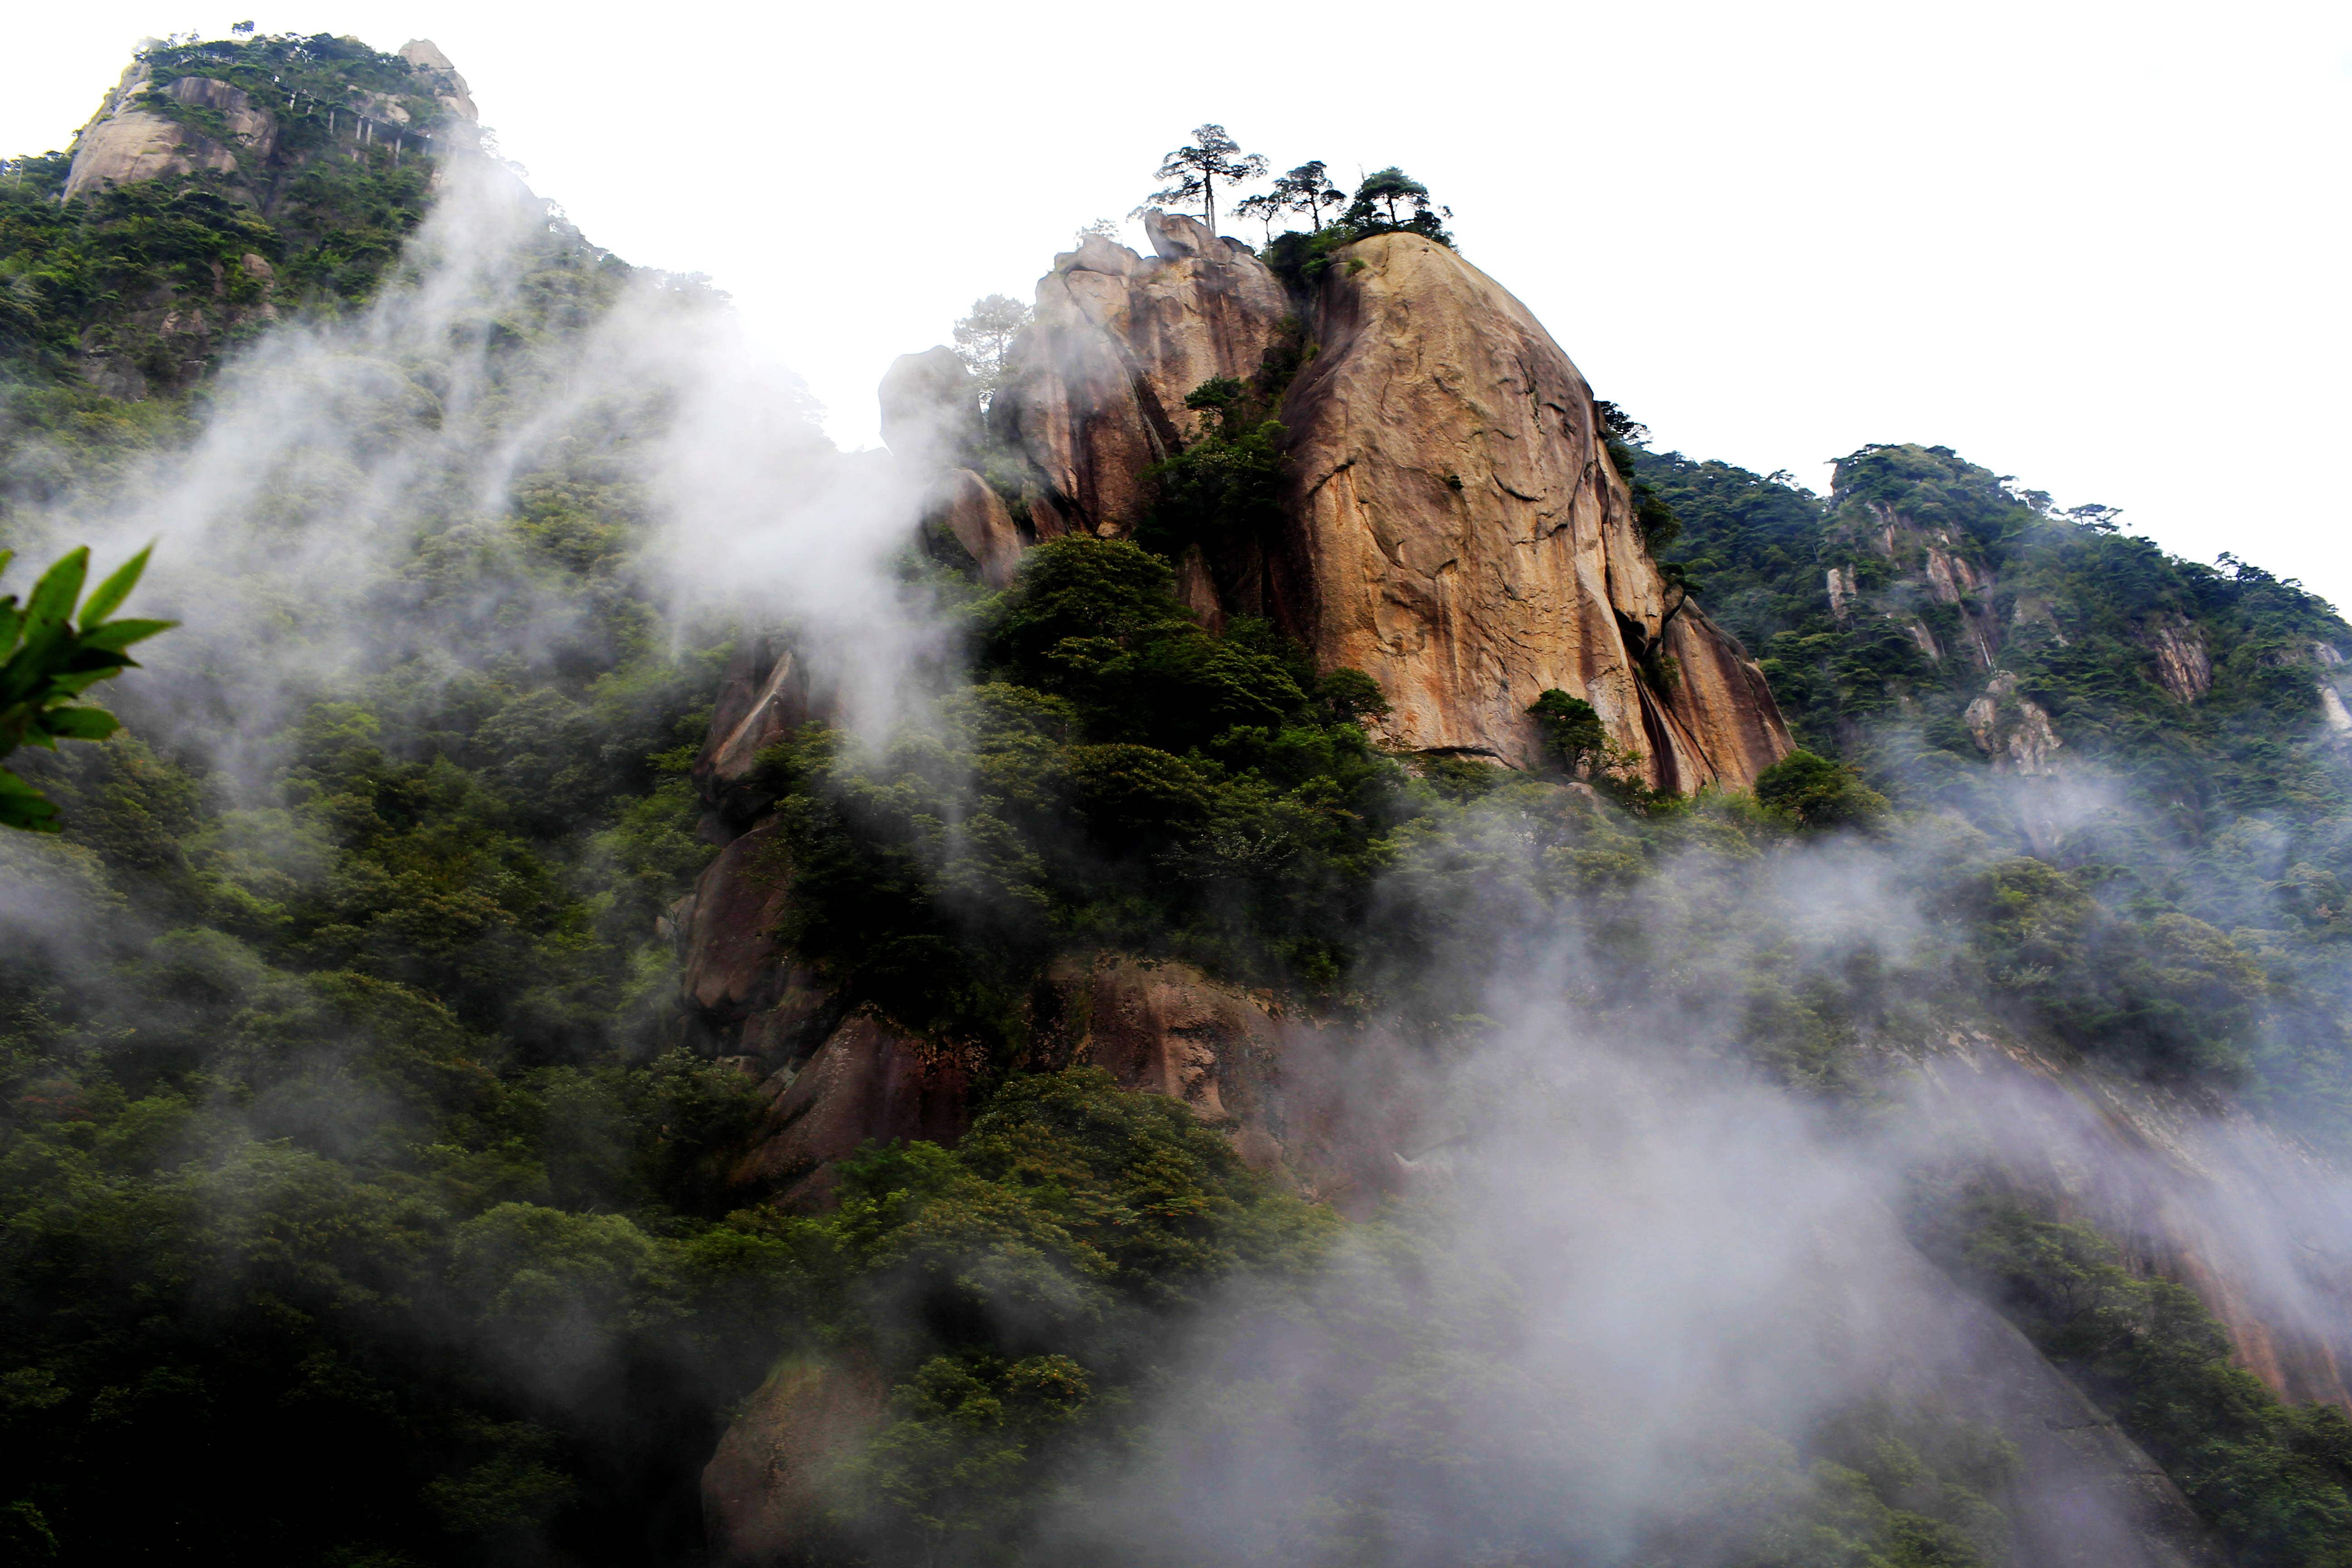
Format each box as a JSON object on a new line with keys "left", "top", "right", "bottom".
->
{"left": 4, "top": 37, "right": 2352, "bottom": 1568}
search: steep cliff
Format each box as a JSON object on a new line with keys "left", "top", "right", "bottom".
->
{"left": 1271, "top": 233, "right": 1787, "bottom": 787}
{"left": 981, "top": 213, "right": 1792, "bottom": 788}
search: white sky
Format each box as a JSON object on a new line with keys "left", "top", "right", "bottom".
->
{"left": 10, "top": 1, "right": 2350, "bottom": 604}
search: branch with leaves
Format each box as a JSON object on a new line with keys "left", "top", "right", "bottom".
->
{"left": 0, "top": 545, "right": 174, "bottom": 831}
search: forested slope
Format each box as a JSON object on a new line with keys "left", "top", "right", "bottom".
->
{"left": 3, "top": 33, "right": 2352, "bottom": 1568}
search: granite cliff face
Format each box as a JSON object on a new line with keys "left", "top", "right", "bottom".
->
{"left": 1270, "top": 234, "right": 1787, "bottom": 787}
{"left": 43, "top": 38, "right": 479, "bottom": 400}
{"left": 977, "top": 214, "right": 1790, "bottom": 787}
{"left": 64, "top": 38, "right": 474, "bottom": 201}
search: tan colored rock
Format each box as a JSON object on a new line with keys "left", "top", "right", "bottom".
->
{"left": 1965, "top": 671, "right": 2065, "bottom": 775}
{"left": 1274, "top": 234, "right": 1790, "bottom": 788}
{"left": 702, "top": 1356, "right": 884, "bottom": 1568}
{"left": 997, "top": 214, "right": 1291, "bottom": 537}
{"left": 1825, "top": 565, "right": 1856, "bottom": 621}
{"left": 397, "top": 39, "right": 479, "bottom": 122}
{"left": 928, "top": 467, "right": 1024, "bottom": 588}
{"left": 2144, "top": 613, "right": 2212, "bottom": 702}
{"left": 693, "top": 634, "right": 812, "bottom": 832}
{"left": 64, "top": 60, "right": 244, "bottom": 199}
{"left": 733, "top": 1014, "right": 973, "bottom": 1210}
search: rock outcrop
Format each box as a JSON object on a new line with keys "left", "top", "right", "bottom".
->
{"left": 1914, "top": 1041, "right": 2352, "bottom": 1412}
{"left": 64, "top": 39, "right": 478, "bottom": 205}
{"left": 64, "top": 60, "right": 253, "bottom": 198}
{"left": 703, "top": 1356, "right": 885, "bottom": 1567}
{"left": 1965, "top": 671, "right": 2066, "bottom": 776}
{"left": 731, "top": 1014, "right": 973, "bottom": 1210}
{"left": 396, "top": 39, "right": 479, "bottom": 122}
{"left": 992, "top": 223, "right": 1791, "bottom": 788}
{"left": 999, "top": 211, "right": 1293, "bottom": 540}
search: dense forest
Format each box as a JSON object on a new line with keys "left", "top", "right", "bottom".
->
{"left": 5, "top": 32, "right": 2352, "bottom": 1568}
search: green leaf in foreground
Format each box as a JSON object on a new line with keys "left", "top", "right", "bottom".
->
{"left": 0, "top": 544, "right": 175, "bottom": 832}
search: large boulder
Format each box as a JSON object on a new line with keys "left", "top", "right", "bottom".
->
{"left": 1273, "top": 234, "right": 1789, "bottom": 787}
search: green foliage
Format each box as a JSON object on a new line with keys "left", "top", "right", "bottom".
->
{"left": 1234, "top": 160, "right": 1343, "bottom": 242}
{"left": 1930, "top": 1201, "right": 2352, "bottom": 1566}
{"left": 0, "top": 546, "right": 172, "bottom": 830}
{"left": 1756, "top": 749, "right": 1889, "bottom": 830}
{"left": 1528, "top": 688, "right": 1608, "bottom": 776}
{"left": 1337, "top": 166, "right": 1455, "bottom": 247}
{"left": 738, "top": 539, "right": 1402, "bottom": 1038}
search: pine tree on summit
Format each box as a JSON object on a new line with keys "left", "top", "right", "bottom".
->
{"left": 1133, "top": 124, "right": 1266, "bottom": 236}
{"left": 1341, "top": 167, "right": 1454, "bottom": 245}
{"left": 1236, "top": 161, "right": 1344, "bottom": 243}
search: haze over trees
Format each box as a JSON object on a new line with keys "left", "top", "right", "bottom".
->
{"left": 950, "top": 292, "right": 1029, "bottom": 404}
{"left": 10, "top": 39, "right": 2352, "bottom": 1568}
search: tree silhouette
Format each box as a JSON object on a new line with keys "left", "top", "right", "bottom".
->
{"left": 1342, "top": 167, "right": 1453, "bottom": 242}
{"left": 953, "top": 294, "right": 1030, "bottom": 403}
{"left": 1236, "top": 161, "right": 1344, "bottom": 243}
{"left": 1134, "top": 125, "right": 1266, "bottom": 237}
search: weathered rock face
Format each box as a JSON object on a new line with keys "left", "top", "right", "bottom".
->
{"left": 1965, "top": 670, "right": 2066, "bottom": 776}
{"left": 1913, "top": 1041, "right": 2352, "bottom": 1414}
{"left": 731, "top": 1014, "right": 974, "bottom": 1210}
{"left": 926, "top": 467, "right": 1025, "bottom": 588}
{"left": 692, "top": 633, "right": 813, "bottom": 834}
{"left": 65, "top": 39, "right": 478, "bottom": 205}
{"left": 1269, "top": 234, "right": 1789, "bottom": 787}
{"left": 64, "top": 60, "right": 244, "bottom": 199}
{"left": 993, "top": 225, "right": 1789, "bottom": 788}
{"left": 396, "top": 39, "right": 478, "bottom": 122}
{"left": 671, "top": 818, "right": 843, "bottom": 1063}
{"left": 702, "top": 1356, "right": 885, "bottom": 1567}
{"left": 1027, "top": 953, "right": 1426, "bottom": 1215}
{"left": 996, "top": 211, "right": 1293, "bottom": 539}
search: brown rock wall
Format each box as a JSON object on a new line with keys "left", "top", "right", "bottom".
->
{"left": 733, "top": 1014, "right": 974, "bottom": 1210}
{"left": 998, "top": 211, "right": 1291, "bottom": 537}
{"left": 692, "top": 634, "right": 811, "bottom": 835}
{"left": 1274, "top": 234, "right": 1789, "bottom": 785}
